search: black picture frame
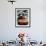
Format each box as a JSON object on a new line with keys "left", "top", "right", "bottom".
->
{"left": 15, "top": 8, "right": 31, "bottom": 28}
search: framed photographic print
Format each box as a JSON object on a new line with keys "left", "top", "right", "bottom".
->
{"left": 15, "top": 8, "right": 31, "bottom": 28}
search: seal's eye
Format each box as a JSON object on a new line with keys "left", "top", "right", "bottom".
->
{"left": 18, "top": 14, "right": 21, "bottom": 16}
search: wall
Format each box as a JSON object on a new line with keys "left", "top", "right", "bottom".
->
{"left": 0, "top": 0, "right": 46, "bottom": 42}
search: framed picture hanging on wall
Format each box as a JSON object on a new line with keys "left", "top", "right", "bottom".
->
{"left": 15, "top": 8, "right": 31, "bottom": 28}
